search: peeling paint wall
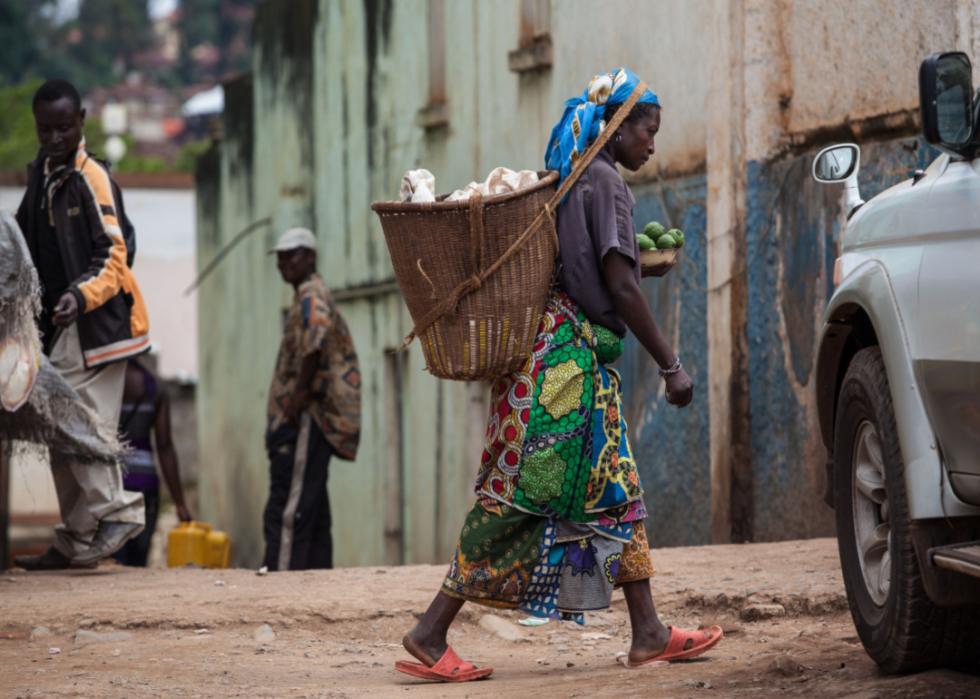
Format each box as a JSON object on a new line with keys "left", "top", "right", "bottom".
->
{"left": 620, "top": 177, "right": 711, "bottom": 547}
{"left": 744, "top": 136, "right": 940, "bottom": 540}
{"left": 196, "top": 0, "right": 975, "bottom": 563}
{"left": 197, "top": 0, "right": 496, "bottom": 567}
{"left": 197, "top": 0, "right": 725, "bottom": 565}
{"left": 744, "top": 0, "right": 980, "bottom": 161}
{"left": 782, "top": 1, "right": 961, "bottom": 141}
{"left": 707, "top": 0, "right": 971, "bottom": 543}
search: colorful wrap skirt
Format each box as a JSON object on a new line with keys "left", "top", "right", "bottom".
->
{"left": 442, "top": 292, "right": 654, "bottom": 622}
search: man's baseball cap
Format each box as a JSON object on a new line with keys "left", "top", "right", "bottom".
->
{"left": 269, "top": 227, "right": 317, "bottom": 254}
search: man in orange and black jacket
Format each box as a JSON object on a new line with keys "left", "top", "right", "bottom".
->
{"left": 13, "top": 79, "right": 147, "bottom": 571}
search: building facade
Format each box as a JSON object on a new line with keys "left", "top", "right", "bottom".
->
{"left": 196, "top": 0, "right": 980, "bottom": 565}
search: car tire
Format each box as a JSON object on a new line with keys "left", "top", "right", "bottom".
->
{"left": 834, "top": 346, "right": 980, "bottom": 673}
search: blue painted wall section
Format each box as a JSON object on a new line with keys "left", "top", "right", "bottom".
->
{"left": 618, "top": 174, "right": 710, "bottom": 547}
{"left": 745, "top": 136, "right": 939, "bottom": 541}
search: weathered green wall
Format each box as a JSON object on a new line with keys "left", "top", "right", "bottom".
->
{"left": 197, "top": 0, "right": 722, "bottom": 566}
{"left": 197, "top": 0, "right": 493, "bottom": 567}
{"left": 197, "top": 0, "right": 980, "bottom": 565}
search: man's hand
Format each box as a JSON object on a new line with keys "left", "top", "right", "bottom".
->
{"left": 285, "top": 352, "right": 319, "bottom": 425}
{"left": 176, "top": 503, "right": 193, "bottom": 522}
{"left": 52, "top": 292, "right": 79, "bottom": 327}
{"left": 664, "top": 367, "right": 694, "bottom": 407}
{"left": 284, "top": 389, "right": 310, "bottom": 425}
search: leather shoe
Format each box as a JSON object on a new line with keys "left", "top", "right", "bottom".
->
{"left": 14, "top": 546, "right": 96, "bottom": 571}
{"left": 72, "top": 521, "right": 144, "bottom": 566}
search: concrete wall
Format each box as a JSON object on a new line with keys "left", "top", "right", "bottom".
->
{"left": 703, "top": 0, "right": 977, "bottom": 542}
{"left": 619, "top": 175, "right": 711, "bottom": 547}
{"left": 195, "top": 1, "right": 489, "bottom": 567}
{"left": 196, "top": 0, "right": 978, "bottom": 564}
{"left": 744, "top": 135, "right": 940, "bottom": 540}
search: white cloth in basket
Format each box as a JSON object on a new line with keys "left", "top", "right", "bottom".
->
{"left": 400, "top": 169, "right": 436, "bottom": 203}
{"left": 398, "top": 167, "right": 539, "bottom": 203}
{"left": 447, "top": 167, "right": 539, "bottom": 201}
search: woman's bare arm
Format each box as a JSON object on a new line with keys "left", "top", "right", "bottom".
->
{"left": 602, "top": 251, "right": 693, "bottom": 406}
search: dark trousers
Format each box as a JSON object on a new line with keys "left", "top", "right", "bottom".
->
{"left": 263, "top": 414, "right": 332, "bottom": 571}
{"left": 113, "top": 490, "right": 159, "bottom": 567}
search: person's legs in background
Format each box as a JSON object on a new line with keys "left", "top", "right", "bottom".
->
{"left": 263, "top": 421, "right": 299, "bottom": 571}
{"left": 112, "top": 490, "right": 159, "bottom": 566}
{"left": 295, "top": 433, "right": 332, "bottom": 570}
{"left": 308, "top": 480, "right": 332, "bottom": 569}
{"left": 267, "top": 415, "right": 332, "bottom": 571}
{"left": 263, "top": 415, "right": 333, "bottom": 571}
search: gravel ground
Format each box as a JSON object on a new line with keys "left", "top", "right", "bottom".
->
{"left": 1, "top": 538, "right": 976, "bottom": 698}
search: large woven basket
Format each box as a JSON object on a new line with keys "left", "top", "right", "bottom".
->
{"left": 372, "top": 171, "right": 559, "bottom": 380}
{"left": 372, "top": 82, "right": 649, "bottom": 381}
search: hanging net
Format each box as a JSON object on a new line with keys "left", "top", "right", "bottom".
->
{"left": 0, "top": 211, "right": 122, "bottom": 463}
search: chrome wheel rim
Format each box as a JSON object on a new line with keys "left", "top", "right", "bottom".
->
{"left": 852, "top": 420, "right": 891, "bottom": 607}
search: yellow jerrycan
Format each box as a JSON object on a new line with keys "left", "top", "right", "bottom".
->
{"left": 205, "top": 529, "right": 231, "bottom": 568}
{"left": 167, "top": 521, "right": 231, "bottom": 568}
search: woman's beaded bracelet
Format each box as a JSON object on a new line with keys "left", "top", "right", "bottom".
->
{"left": 658, "top": 357, "right": 682, "bottom": 377}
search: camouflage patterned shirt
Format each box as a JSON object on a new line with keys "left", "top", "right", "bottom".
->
{"left": 267, "top": 274, "right": 361, "bottom": 460}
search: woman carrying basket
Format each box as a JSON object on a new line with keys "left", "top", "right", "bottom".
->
{"left": 396, "top": 68, "right": 722, "bottom": 683}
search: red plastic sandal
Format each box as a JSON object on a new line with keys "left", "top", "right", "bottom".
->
{"left": 395, "top": 645, "right": 493, "bottom": 682}
{"left": 621, "top": 625, "right": 724, "bottom": 668}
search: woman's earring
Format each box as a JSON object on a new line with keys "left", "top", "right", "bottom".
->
{"left": 615, "top": 133, "right": 622, "bottom": 143}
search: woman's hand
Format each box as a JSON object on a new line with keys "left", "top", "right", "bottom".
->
{"left": 664, "top": 367, "right": 693, "bottom": 407}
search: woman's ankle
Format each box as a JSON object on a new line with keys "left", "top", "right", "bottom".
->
{"left": 403, "top": 627, "right": 449, "bottom": 665}
{"left": 631, "top": 618, "right": 670, "bottom": 646}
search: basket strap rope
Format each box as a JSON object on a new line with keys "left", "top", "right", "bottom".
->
{"left": 468, "top": 190, "right": 486, "bottom": 286}
{"left": 543, "top": 203, "right": 558, "bottom": 249}
{"left": 401, "top": 83, "right": 648, "bottom": 349}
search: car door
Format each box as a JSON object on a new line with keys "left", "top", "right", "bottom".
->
{"left": 912, "top": 158, "right": 980, "bottom": 505}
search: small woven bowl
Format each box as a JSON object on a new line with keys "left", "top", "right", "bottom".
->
{"left": 639, "top": 248, "right": 680, "bottom": 277}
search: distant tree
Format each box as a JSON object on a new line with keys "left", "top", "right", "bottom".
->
{"left": 180, "top": 0, "right": 222, "bottom": 50}
{"left": 0, "top": 1, "right": 60, "bottom": 87}
{"left": 2, "top": 0, "right": 257, "bottom": 92}
{"left": 178, "top": 0, "right": 256, "bottom": 84}
{"left": 66, "top": 0, "right": 154, "bottom": 90}
{"left": 0, "top": 80, "right": 43, "bottom": 171}
{"left": 217, "top": 0, "right": 257, "bottom": 77}
{"left": 0, "top": 2, "right": 39, "bottom": 87}
{"left": 0, "top": 0, "right": 158, "bottom": 93}
{"left": 178, "top": 0, "right": 220, "bottom": 84}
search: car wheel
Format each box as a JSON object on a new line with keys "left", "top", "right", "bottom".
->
{"left": 834, "top": 346, "right": 980, "bottom": 673}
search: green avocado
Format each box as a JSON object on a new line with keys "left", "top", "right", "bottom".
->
{"left": 667, "top": 228, "right": 685, "bottom": 246}
{"left": 644, "top": 221, "right": 666, "bottom": 238}
{"left": 656, "top": 233, "right": 677, "bottom": 250}
{"left": 636, "top": 233, "right": 656, "bottom": 251}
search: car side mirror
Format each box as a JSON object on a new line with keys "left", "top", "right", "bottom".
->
{"left": 920, "top": 51, "right": 975, "bottom": 157}
{"left": 813, "top": 144, "right": 858, "bottom": 182}
{"left": 813, "top": 143, "right": 864, "bottom": 216}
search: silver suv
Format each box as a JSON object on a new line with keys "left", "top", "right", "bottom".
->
{"left": 812, "top": 52, "right": 980, "bottom": 673}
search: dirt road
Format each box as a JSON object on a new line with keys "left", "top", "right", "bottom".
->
{"left": 1, "top": 538, "right": 975, "bottom": 697}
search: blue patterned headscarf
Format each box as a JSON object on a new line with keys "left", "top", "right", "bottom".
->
{"left": 544, "top": 68, "right": 660, "bottom": 184}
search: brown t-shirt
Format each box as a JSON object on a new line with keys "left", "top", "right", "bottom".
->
{"left": 556, "top": 149, "right": 641, "bottom": 336}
